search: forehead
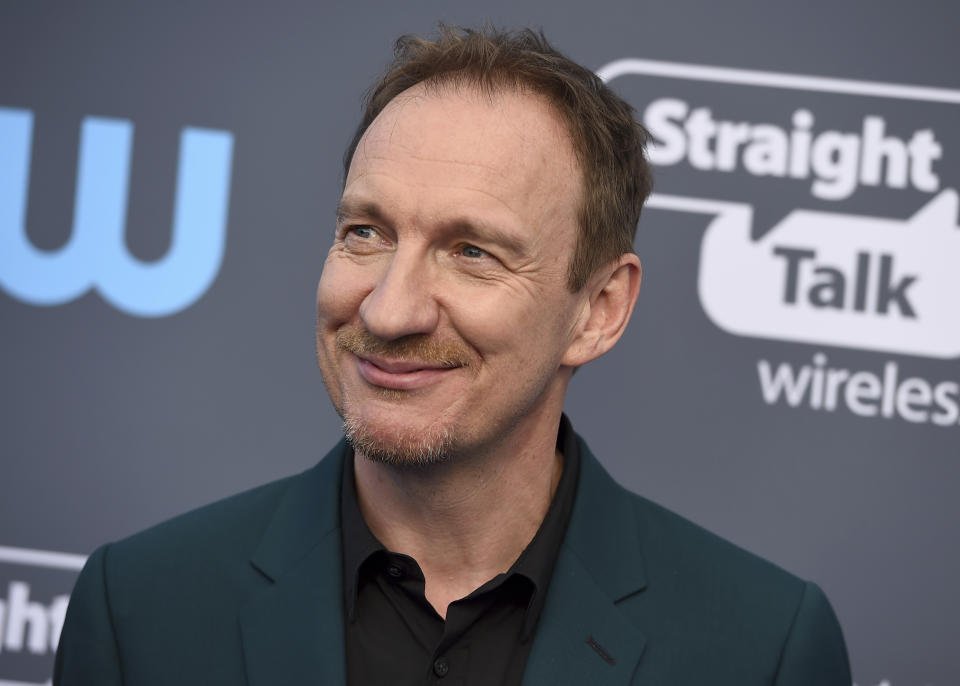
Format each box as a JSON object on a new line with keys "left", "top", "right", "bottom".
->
{"left": 343, "top": 83, "right": 581, "bottom": 236}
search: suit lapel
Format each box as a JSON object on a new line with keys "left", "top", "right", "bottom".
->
{"left": 523, "top": 436, "right": 649, "bottom": 686}
{"left": 235, "top": 433, "right": 646, "bottom": 686}
{"left": 240, "top": 442, "right": 349, "bottom": 686}
{"left": 522, "top": 544, "right": 646, "bottom": 686}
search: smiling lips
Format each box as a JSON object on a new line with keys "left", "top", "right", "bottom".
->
{"left": 355, "top": 354, "right": 459, "bottom": 390}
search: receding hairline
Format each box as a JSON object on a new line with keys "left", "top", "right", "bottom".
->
{"left": 346, "top": 76, "right": 585, "bottom": 172}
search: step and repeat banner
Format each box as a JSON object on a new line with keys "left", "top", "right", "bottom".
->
{"left": 1, "top": 1, "right": 957, "bottom": 684}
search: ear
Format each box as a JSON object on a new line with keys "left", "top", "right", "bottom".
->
{"left": 561, "top": 253, "right": 642, "bottom": 368}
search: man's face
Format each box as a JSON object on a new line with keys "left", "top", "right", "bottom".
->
{"left": 316, "top": 84, "right": 587, "bottom": 464}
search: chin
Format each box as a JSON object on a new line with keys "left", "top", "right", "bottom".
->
{"left": 342, "top": 405, "right": 458, "bottom": 468}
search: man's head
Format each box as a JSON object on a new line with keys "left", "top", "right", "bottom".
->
{"left": 316, "top": 26, "right": 650, "bottom": 466}
{"left": 343, "top": 26, "right": 653, "bottom": 292}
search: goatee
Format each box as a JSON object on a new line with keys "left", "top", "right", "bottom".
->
{"left": 342, "top": 413, "right": 456, "bottom": 468}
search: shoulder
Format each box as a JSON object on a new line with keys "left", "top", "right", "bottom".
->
{"left": 57, "top": 447, "right": 348, "bottom": 681}
{"left": 627, "top": 487, "right": 807, "bottom": 600}
{"left": 574, "top": 442, "right": 849, "bottom": 683}
{"left": 105, "top": 439, "right": 346, "bottom": 569}
{"left": 575, "top": 436, "right": 806, "bottom": 606}
{"left": 105, "top": 470, "right": 301, "bottom": 574}
{"left": 75, "top": 470, "right": 306, "bottom": 624}
{"left": 626, "top": 493, "right": 849, "bottom": 683}
{"left": 57, "top": 475, "right": 302, "bottom": 681}
{"left": 83, "top": 443, "right": 345, "bottom": 609}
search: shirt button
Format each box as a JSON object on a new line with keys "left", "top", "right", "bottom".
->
{"left": 433, "top": 657, "right": 449, "bottom": 678}
{"left": 386, "top": 564, "right": 403, "bottom": 579}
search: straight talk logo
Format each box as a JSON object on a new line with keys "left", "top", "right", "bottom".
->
{"left": 758, "top": 353, "right": 960, "bottom": 426}
{"left": 598, "top": 59, "right": 960, "bottom": 432}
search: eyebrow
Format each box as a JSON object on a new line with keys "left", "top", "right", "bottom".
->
{"left": 336, "top": 198, "right": 391, "bottom": 226}
{"left": 336, "top": 196, "right": 530, "bottom": 259}
{"left": 445, "top": 218, "right": 528, "bottom": 259}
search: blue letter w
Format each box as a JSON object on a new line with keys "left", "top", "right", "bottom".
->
{"left": 0, "top": 107, "right": 234, "bottom": 317}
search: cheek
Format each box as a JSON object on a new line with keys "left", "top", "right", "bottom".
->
{"left": 316, "top": 258, "right": 370, "bottom": 328}
{"left": 454, "top": 287, "right": 573, "bottom": 366}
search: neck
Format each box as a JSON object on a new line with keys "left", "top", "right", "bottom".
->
{"left": 352, "top": 406, "right": 565, "bottom": 618}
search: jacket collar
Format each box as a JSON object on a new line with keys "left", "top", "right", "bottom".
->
{"left": 240, "top": 440, "right": 349, "bottom": 686}
{"left": 563, "top": 433, "right": 648, "bottom": 602}
{"left": 521, "top": 434, "right": 648, "bottom": 686}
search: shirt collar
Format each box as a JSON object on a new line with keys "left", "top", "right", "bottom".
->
{"left": 340, "top": 446, "right": 385, "bottom": 622}
{"left": 513, "top": 413, "right": 581, "bottom": 639}
{"left": 339, "top": 414, "right": 582, "bottom": 634}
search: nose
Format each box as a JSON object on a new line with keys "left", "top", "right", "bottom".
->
{"left": 359, "top": 249, "right": 440, "bottom": 340}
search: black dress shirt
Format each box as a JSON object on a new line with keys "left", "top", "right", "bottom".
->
{"left": 341, "top": 416, "right": 581, "bottom": 686}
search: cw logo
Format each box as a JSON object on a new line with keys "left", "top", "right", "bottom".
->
{"left": 0, "top": 107, "right": 234, "bottom": 317}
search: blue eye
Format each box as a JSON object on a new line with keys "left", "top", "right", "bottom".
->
{"left": 350, "top": 226, "right": 375, "bottom": 239}
{"left": 461, "top": 245, "right": 488, "bottom": 259}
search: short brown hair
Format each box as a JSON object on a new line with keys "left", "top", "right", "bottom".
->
{"left": 343, "top": 25, "right": 653, "bottom": 291}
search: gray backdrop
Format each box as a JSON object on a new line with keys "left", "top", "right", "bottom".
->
{"left": 1, "top": 1, "right": 957, "bottom": 684}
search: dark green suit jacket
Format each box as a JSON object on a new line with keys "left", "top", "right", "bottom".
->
{"left": 55, "top": 436, "right": 850, "bottom": 685}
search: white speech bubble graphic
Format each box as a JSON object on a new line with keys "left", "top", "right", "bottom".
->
{"left": 599, "top": 58, "right": 960, "bottom": 359}
{"left": 645, "top": 191, "right": 960, "bottom": 358}
{"left": 596, "top": 58, "right": 960, "bottom": 104}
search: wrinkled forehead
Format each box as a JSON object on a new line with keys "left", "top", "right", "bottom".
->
{"left": 347, "top": 82, "right": 581, "bottom": 196}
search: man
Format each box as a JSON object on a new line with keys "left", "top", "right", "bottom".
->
{"left": 55, "top": 27, "right": 850, "bottom": 686}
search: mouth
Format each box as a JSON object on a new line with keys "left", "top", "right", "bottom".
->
{"left": 354, "top": 353, "right": 461, "bottom": 391}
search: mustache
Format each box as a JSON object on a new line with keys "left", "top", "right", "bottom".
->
{"left": 335, "top": 326, "right": 472, "bottom": 368}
